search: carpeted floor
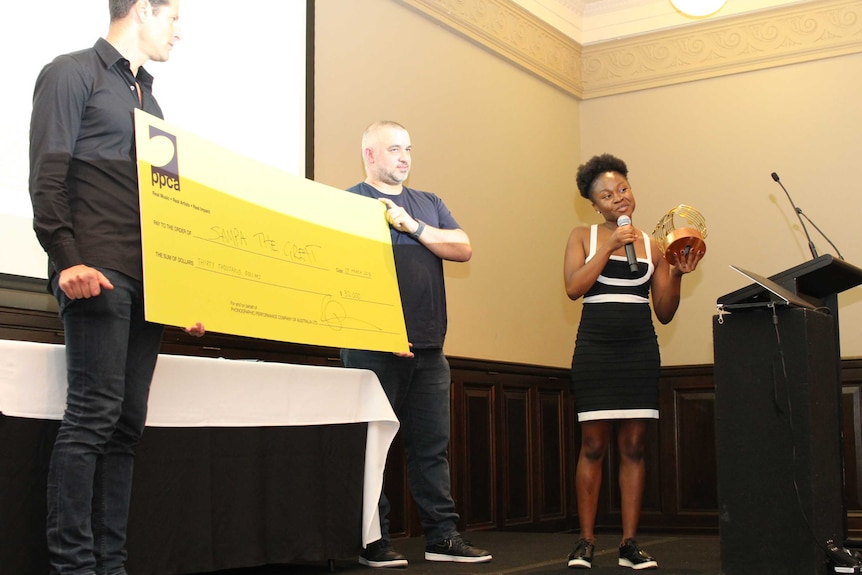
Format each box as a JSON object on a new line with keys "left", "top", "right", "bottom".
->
{"left": 193, "top": 531, "right": 721, "bottom": 575}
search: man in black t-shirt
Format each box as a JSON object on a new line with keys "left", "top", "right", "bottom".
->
{"left": 341, "top": 121, "right": 491, "bottom": 568}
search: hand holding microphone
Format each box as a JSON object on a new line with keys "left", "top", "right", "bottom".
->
{"left": 616, "top": 215, "right": 639, "bottom": 273}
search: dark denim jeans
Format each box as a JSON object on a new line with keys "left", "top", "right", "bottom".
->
{"left": 47, "top": 269, "right": 163, "bottom": 575}
{"left": 341, "top": 347, "right": 460, "bottom": 546}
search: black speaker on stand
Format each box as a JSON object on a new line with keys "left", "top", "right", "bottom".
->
{"left": 714, "top": 256, "right": 862, "bottom": 575}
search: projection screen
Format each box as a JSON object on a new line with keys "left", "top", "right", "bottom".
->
{"left": 1, "top": 1, "right": 308, "bottom": 283}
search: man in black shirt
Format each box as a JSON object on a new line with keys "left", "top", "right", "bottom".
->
{"left": 29, "top": 2, "right": 201, "bottom": 573}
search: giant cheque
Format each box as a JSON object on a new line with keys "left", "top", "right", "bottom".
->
{"left": 134, "top": 109, "right": 408, "bottom": 353}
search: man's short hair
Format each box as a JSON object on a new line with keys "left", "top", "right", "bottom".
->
{"left": 361, "top": 120, "right": 407, "bottom": 150}
{"left": 109, "top": 0, "right": 171, "bottom": 21}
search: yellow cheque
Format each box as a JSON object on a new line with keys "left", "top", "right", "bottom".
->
{"left": 134, "top": 109, "right": 408, "bottom": 353}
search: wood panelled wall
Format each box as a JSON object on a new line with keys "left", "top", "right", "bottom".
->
{"left": 3, "top": 303, "right": 862, "bottom": 537}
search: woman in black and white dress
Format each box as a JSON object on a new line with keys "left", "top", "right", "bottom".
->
{"left": 562, "top": 154, "right": 703, "bottom": 570}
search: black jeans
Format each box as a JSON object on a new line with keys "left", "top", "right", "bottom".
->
{"left": 341, "top": 348, "right": 460, "bottom": 545}
{"left": 47, "top": 269, "right": 163, "bottom": 575}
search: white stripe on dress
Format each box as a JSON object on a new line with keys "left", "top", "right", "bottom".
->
{"left": 578, "top": 408, "right": 659, "bottom": 422}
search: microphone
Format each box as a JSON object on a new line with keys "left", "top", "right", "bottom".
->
{"left": 770, "top": 172, "right": 844, "bottom": 260}
{"left": 617, "top": 215, "right": 639, "bottom": 273}
{"left": 771, "top": 172, "right": 817, "bottom": 258}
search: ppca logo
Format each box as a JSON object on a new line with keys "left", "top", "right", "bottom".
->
{"left": 148, "top": 125, "right": 181, "bottom": 191}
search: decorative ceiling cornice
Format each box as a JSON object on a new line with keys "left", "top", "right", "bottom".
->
{"left": 398, "top": 0, "right": 584, "bottom": 98}
{"left": 583, "top": 0, "right": 862, "bottom": 98}
{"left": 397, "top": 0, "right": 862, "bottom": 100}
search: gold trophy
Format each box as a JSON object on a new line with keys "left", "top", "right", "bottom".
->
{"left": 651, "top": 204, "right": 707, "bottom": 264}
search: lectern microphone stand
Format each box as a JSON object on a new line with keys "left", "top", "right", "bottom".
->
{"left": 714, "top": 255, "right": 862, "bottom": 575}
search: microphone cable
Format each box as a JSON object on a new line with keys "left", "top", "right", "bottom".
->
{"left": 769, "top": 305, "right": 851, "bottom": 566}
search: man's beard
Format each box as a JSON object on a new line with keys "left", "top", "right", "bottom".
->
{"left": 380, "top": 169, "right": 408, "bottom": 185}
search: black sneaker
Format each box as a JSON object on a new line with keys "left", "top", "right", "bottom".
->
{"left": 567, "top": 538, "right": 594, "bottom": 568}
{"left": 826, "top": 540, "right": 861, "bottom": 574}
{"left": 618, "top": 539, "right": 657, "bottom": 570}
{"left": 359, "top": 539, "right": 408, "bottom": 568}
{"left": 425, "top": 535, "right": 492, "bottom": 563}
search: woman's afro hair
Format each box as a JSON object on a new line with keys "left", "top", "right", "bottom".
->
{"left": 576, "top": 153, "right": 628, "bottom": 199}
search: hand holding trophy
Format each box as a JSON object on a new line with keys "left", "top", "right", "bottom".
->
{"left": 651, "top": 205, "right": 707, "bottom": 269}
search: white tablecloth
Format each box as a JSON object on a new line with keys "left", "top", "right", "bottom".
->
{"left": 0, "top": 338, "right": 398, "bottom": 545}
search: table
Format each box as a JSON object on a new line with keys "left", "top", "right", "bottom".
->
{"left": 0, "top": 339, "right": 398, "bottom": 574}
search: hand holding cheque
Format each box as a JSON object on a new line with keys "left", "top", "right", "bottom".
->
{"left": 134, "top": 111, "right": 407, "bottom": 353}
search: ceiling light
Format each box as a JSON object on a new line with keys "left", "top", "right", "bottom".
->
{"left": 670, "top": 0, "right": 727, "bottom": 17}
